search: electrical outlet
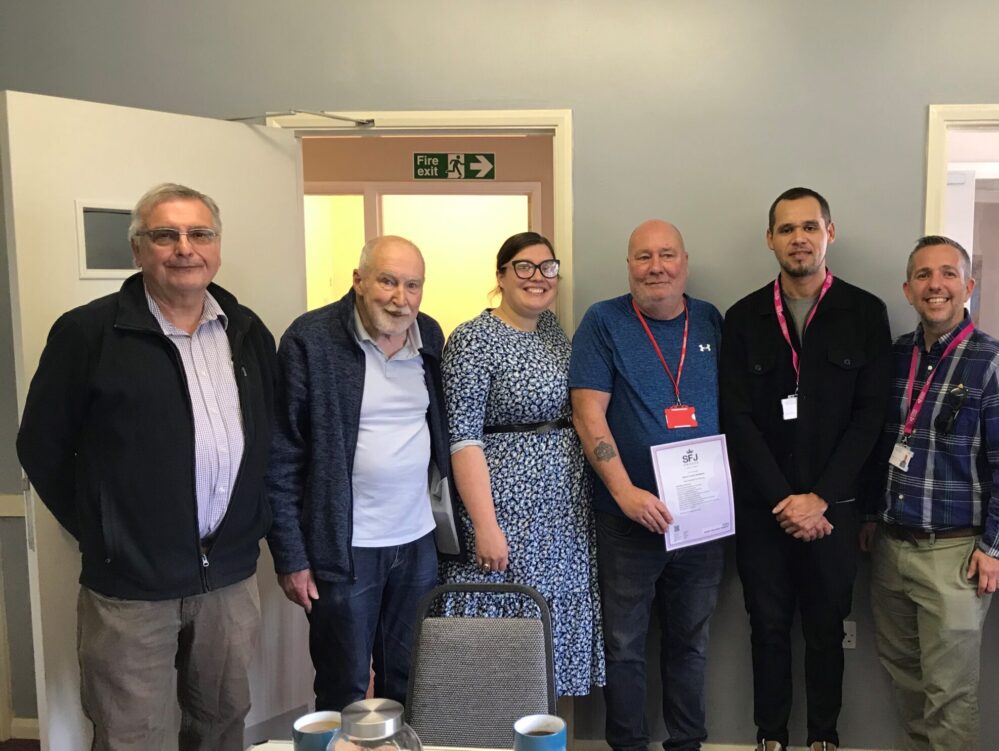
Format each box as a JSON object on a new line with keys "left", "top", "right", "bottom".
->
{"left": 843, "top": 620, "right": 857, "bottom": 649}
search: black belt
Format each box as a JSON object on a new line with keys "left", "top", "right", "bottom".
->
{"left": 483, "top": 416, "right": 573, "bottom": 435}
{"left": 881, "top": 524, "right": 981, "bottom": 543}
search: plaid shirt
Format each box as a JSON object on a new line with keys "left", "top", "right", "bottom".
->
{"left": 868, "top": 316, "right": 999, "bottom": 557}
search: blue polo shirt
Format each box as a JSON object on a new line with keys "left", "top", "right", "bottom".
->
{"left": 569, "top": 294, "right": 723, "bottom": 516}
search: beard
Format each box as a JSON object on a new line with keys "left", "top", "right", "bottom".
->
{"left": 368, "top": 305, "right": 415, "bottom": 337}
{"left": 779, "top": 256, "right": 822, "bottom": 278}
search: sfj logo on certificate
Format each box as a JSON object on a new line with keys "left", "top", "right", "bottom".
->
{"left": 649, "top": 434, "right": 736, "bottom": 551}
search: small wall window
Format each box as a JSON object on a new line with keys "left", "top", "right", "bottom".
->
{"left": 76, "top": 201, "right": 134, "bottom": 279}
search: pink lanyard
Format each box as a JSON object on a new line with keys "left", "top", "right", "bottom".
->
{"left": 632, "top": 298, "right": 688, "bottom": 406}
{"left": 773, "top": 270, "right": 834, "bottom": 386}
{"left": 902, "top": 323, "right": 973, "bottom": 440}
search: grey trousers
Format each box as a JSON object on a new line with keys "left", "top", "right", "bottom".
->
{"left": 77, "top": 575, "right": 260, "bottom": 751}
{"left": 871, "top": 531, "right": 991, "bottom": 751}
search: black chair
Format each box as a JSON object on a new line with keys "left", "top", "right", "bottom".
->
{"left": 405, "top": 583, "right": 557, "bottom": 748}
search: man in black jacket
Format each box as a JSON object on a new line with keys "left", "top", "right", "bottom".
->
{"left": 16, "top": 183, "right": 276, "bottom": 751}
{"left": 720, "top": 188, "right": 891, "bottom": 751}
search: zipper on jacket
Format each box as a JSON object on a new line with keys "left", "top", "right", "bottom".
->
{"left": 115, "top": 319, "right": 207, "bottom": 589}
{"left": 200, "top": 552, "right": 210, "bottom": 590}
{"left": 114, "top": 293, "right": 258, "bottom": 595}
{"left": 200, "top": 350, "right": 252, "bottom": 576}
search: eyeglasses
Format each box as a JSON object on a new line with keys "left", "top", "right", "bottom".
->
{"left": 137, "top": 228, "right": 220, "bottom": 247}
{"left": 502, "top": 259, "right": 560, "bottom": 279}
{"left": 934, "top": 382, "right": 968, "bottom": 435}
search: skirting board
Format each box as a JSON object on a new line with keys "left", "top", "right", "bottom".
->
{"left": 10, "top": 716, "right": 39, "bottom": 740}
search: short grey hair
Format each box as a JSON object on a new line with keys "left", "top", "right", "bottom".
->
{"left": 907, "top": 235, "right": 972, "bottom": 280}
{"left": 128, "top": 183, "right": 222, "bottom": 244}
{"left": 357, "top": 235, "right": 422, "bottom": 274}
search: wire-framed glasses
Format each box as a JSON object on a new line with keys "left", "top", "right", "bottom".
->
{"left": 503, "top": 259, "right": 560, "bottom": 279}
{"left": 137, "top": 228, "right": 220, "bottom": 247}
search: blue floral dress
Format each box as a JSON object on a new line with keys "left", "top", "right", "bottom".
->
{"left": 438, "top": 309, "right": 605, "bottom": 697}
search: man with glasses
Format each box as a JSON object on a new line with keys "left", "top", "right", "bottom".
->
{"left": 720, "top": 187, "right": 892, "bottom": 751}
{"left": 860, "top": 236, "right": 999, "bottom": 751}
{"left": 570, "top": 219, "right": 725, "bottom": 751}
{"left": 17, "top": 183, "right": 276, "bottom": 751}
{"left": 266, "top": 235, "right": 461, "bottom": 711}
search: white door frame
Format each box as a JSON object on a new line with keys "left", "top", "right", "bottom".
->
{"left": 924, "top": 103, "right": 999, "bottom": 234}
{"left": 268, "top": 110, "right": 576, "bottom": 330}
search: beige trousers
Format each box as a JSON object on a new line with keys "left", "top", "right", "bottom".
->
{"left": 77, "top": 575, "right": 260, "bottom": 751}
{"left": 871, "top": 531, "right": 991, "bottom": 751}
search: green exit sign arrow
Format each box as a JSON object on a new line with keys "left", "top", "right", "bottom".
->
{"left": 414, "top": 153, "right": 495, "bottom": 179}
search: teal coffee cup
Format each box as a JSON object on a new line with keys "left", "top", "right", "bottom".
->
{"left": 293, "top": 710, "right": 341, "bottom": 751}
{"left": 513, "top": 714, "right": 567, "bottom": 751}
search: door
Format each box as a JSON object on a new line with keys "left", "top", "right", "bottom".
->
{"left": 1, "top": 90, "right": 313, "bottom": 750}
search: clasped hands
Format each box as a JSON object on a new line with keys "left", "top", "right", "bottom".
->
{"left": 772, "top": 492, "right": 832, "bottom": 541}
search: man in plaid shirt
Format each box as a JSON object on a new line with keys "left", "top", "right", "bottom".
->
{"left": 861, "top": 235, "right": 999, "bottom": 751}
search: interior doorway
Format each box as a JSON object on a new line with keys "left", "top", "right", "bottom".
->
{"left": 268, "top": 109, "right": 576, "bottom": 332}
{"left": 300, "top": 132, "right": 552, "bottom": 336}
{"left": 925, "top": 104, "right": 999, "bottom": 336}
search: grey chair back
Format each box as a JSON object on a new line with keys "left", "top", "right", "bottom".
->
{"left": 405, "top": 583, "right": 557, "bottom": 748}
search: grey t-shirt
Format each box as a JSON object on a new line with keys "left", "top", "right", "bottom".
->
{"left": 786, "top": 295, "right": 818, "bottom": 342}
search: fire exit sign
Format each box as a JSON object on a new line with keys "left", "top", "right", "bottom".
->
{"left": 414, "top": 153, "right": 495, "bottom": 180}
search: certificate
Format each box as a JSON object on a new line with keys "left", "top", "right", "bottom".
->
{"left": 650, "top": 433, "right": 735, "bottom": 550}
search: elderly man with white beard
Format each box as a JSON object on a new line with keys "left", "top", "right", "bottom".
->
{"left": 267, "top": 235, "right": 462, "bottom": 711}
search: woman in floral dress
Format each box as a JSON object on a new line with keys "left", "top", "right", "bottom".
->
{"left": 438, "top": 231, "right": 605, "bottom": 697}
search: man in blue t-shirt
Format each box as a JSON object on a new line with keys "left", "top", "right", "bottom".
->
{"left": 569, "top": 219, "right": 724, "bottom": 751}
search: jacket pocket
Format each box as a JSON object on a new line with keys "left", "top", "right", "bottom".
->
{"left": 827, "top": 347, "right": 865, "bottom": 370}
{"left": 747, "top": 351, "right": 776, "bottom": 376}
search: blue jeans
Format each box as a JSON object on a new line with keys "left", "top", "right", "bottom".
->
{"left": 308, "top": 532, "right": 438, "bottom": 710}
{"left": 596, "top": 512, "right": 724, "bottom": 751}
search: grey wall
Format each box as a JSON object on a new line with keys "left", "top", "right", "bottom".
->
{"left": 2, "top": 1, "right": 999, "bottom": 746}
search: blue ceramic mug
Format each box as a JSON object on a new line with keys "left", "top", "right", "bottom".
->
{"left": 513, "top": 714, "right": 567, "bottom": 751}
{"left": 292, "top": 710, "right": 341, "bottom": 751}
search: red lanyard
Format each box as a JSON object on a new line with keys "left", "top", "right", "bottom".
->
{"left": 902, "top": 323, "right": 973, "bottom": 440}
{"left": 773, "top": 270, "right": 834, "bottom": 385}
{"left": 632, "top": 297, "right": 688, "bottom": 406}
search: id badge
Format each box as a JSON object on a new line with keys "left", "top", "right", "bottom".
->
{"left": 665, "top": 405, "right": 698, "bottom": 429}
{"left": 781, "top": 394, "right": 798, "bottom": 421}
{"left": 889, "top": 442, "right": 914, "bottom": 473}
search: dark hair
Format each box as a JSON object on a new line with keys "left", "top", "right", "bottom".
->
{"left": 496, "top": 231, "right": 555, "bottom": 270}
{"left": 907, "top": 235, "right": 972, "bottom": 280}
{"left": 768, "top": 187, "right": 832, "bottom": 232}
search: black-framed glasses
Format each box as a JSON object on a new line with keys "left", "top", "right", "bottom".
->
{"left": 502, "top": 259, "right": 560, "bottom": 279}
{"left": 934, "top": 382, "right": 968, "bottom": 435}
{"left": 137, "top": 228, "right": 220, "bottom": 247}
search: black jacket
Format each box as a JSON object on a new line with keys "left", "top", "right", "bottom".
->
{"left": 16, "top": 274, "right": 277, "bottom": 600}
{"left": 720, "top": 276, "right": 892, "bottom": 510}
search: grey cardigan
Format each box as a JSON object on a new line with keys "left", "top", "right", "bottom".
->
{"left": 266, "top": 290, "right": 463, "bottom": 582}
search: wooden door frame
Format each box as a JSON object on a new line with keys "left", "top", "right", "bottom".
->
{"left": 268, "top": 110, "right": 576, "bottom": 331}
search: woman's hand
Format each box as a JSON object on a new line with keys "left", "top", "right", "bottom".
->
{"left": 474, "top": 523, "right": 509, "bottom": 572}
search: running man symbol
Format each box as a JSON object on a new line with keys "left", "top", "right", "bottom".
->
{"left": 448, "top": 154, "right": 465, "bottom": 178}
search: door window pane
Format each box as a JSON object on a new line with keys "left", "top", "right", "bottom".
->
{"left": 304, "top": 194, "right": 364, "bottom": 310}
{"left": 381, "top": 194, "right": 529, "bottom": 336}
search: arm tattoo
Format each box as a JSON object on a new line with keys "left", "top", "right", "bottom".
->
{"left": 594, "top": 440, "right": 617, "bottom": 463}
